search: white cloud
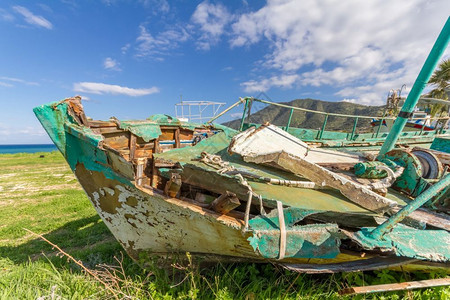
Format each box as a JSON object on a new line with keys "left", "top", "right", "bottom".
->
{"left": 191, "top": 1, "right": 232, "bottom": 50}
{"left": 73, "top": 82, "right": 160, "bottom": 96}
{"left": 12, "top": 6, "right": 53, "bottom": 29}
{"left": 229, "top": 112, "right": 242, "bottom": 118}
{"left": 138, "top": 0, "right": 170, "bottom": 13}
{"left": 231, "top": 0, "right": 449, "bottom": 105}
{"left": 121, "top": 43, "right": 131, "bottom": 54}
{"left": 241, "top": 74, "right": 300, "bottom": 93}
{"left": 0, "top": 8, "right": 15, "bottom": 22}
{"left": 0, "top": 82, "right": 14, "bottom": 87}
{"left": 341, "top": 99, "right": 357, "bottom": 104}
{"left": 135, "top": 25, "right": 189, "bottom": 59}
{"left": 103, "top": 57, "right": 121, "bottom": 71}
{"left": 0, "top": 76, "right": 39, "bottom": 86}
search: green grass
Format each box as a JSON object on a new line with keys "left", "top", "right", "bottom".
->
{"left": 0, "top": 152, "right": 448, "bottom": 299}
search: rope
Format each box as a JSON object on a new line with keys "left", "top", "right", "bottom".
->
{"left": 244, "top": 189, "right": 252, "bottom": 232}
{"left": 199, "top": 151, "right": 236, "bottom": 174}
{"left": 277, "top": 200, "right": 286, "bottom": 260}
{"left": 258, "top": 194, "right": 266, "bottom": 215}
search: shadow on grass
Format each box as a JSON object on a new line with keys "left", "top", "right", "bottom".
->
{"left": 0, "top": 215, "right": 123, "bottom": 267}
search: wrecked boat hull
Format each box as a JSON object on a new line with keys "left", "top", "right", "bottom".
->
{"left": 33, "top": 97, "right": 450, "bottom": 274}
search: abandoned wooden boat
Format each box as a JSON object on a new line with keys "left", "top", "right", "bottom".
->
{"left": 33, "top": 19, "right": 450, "bottom": 274}
{"left": 33, "top": 95, "right": 450, "bottom": 273}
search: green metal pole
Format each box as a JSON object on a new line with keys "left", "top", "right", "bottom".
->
{"left": 378, "top": 17, "right": 450, "bottom": 157}
{"left": 369, "top": 172, "right": 450, "bottom": 240}
{"left": 239, "top": 97, "right": 250, "bottom": 131}
{"left": 374, "top": 117, "right": 385, "bottom": 138}
{"left": 350, "top": 117, "right": 359, "bottom": 140}
{"left": 318, "top": 114, "right": 329, "bottom": 140}
{"left": 285, "top": 108, "right": 294, "bottom": 131}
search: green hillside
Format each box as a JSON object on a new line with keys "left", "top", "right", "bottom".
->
{"left": 225, "top": 98, "right": 384, "bottom": 132}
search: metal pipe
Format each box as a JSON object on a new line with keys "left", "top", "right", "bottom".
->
{"left": 285, "top": 108, "right": 294, "bottom": 131}
{"left": 255, "top": 98, "right": 383, "bottom": 119}
{"left": 317, "top": 114, "right": 329, "bottom": 140}
{"left": 350, "top": 117, "right": 359, "bottom": 140}
{"left": 239, "top": 98, "right": 250, "bottom": 131}
{"left": 375, "top": 116, "right": 385, "bottom": 138}
{"left": 369, "top": 172, "right": 450, "bottom": 239}
{"left": 207, "top": 98, "right": 245, "bottom": 124}
{"left": 378, "top": 17, "right": 450, "bottom": 157}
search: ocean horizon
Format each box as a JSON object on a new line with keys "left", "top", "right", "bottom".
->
{"left": 0, "top": 144, "right": 57, "bottom": 154}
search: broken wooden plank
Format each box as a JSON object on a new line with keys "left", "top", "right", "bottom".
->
{"left": 339, "top": 277, "right": 450, "bottom": 295}
{"left": 175, "top": 128, "right": 181, "bottom": 148}
{"left": 88, "top": 120, "right": 117, "bottom": 128}
{"left": 209, "top": 191, "right": 241, "bottom": 214}
{"left": 242, "top": 151, "right": 396, "bottom": 214}
{"left": 129, "top": 133, "right": 137, "bottom": 161}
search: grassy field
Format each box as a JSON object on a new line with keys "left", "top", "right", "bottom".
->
{"left": 0, "top": 152, "right": 448, "bottom": 299}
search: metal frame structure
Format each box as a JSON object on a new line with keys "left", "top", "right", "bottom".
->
{"left": 175, "top": 101, "right": 226, "bottom": 123}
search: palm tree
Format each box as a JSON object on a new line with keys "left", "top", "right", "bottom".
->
{"left": 428, "top": 58, "right": 450, "bottom": 100}
{"left": 426, "top": 59, "right": 450, "bottom": 117}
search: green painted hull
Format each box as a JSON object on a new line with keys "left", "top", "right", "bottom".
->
{"left": 33, "top": 97, "right": 450, "bottom": 273}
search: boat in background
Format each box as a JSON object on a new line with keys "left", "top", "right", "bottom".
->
{"left": 370, "top": 88, "right": 450, "bottom": 133}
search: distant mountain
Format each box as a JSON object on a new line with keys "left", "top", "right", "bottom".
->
{"left": 224, "top": 98, "right": 384, "bottom": 132}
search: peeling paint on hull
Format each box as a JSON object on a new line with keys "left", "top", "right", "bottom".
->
{"left": 33, "top": 97, "right": 450, "bottom": 273}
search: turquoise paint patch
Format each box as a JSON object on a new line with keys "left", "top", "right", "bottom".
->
{"left": 431, "top": 137, "right": 450, "bottom": 153}
{"left": 248, "top": 208, "right": 340, "bottom": 259}
{"left": 147, "top": 114, "right": 181, "bottom": 124}
{"left": 118, "top": 121, "right": 162, "bottom": 142}
{"left": 33, "top": 101, "right": 70, "bottom": 156}
{"left": 34, "top": 100, "right": 131, "bottom": 186}
{"left": 65, "top": 126, "right": 131, "bottom": 186}
{"left": 355, "top": 226, "right": 450, "bottom": 262}
{"left": 249, "top": 207, "right": 320, "bottom": 229}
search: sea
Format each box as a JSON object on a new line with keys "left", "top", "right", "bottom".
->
{"left": 0, "top": 144, "right": 57, "bottom": 154}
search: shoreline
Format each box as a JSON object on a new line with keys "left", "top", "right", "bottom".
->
{"left": 0, "top": 144, "right": 57, "bottom": 155}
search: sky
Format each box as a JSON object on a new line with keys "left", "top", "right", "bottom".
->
{"left": 0, "top": 0, "right": 449, "bottom": 144}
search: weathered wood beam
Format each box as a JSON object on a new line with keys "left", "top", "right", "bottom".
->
{"left": 175, "top": 128, "right": 181, "bottom": 148}
{"left": 129, "top": 134, "right": 136, "bottom": 161}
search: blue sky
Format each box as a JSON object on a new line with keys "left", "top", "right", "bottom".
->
{"left": 0, "top": 0, "right": 448, "bottom": 144}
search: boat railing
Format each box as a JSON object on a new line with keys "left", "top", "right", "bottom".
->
{"left": 208, "top": 97, "right": 450, "bottom": 141}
